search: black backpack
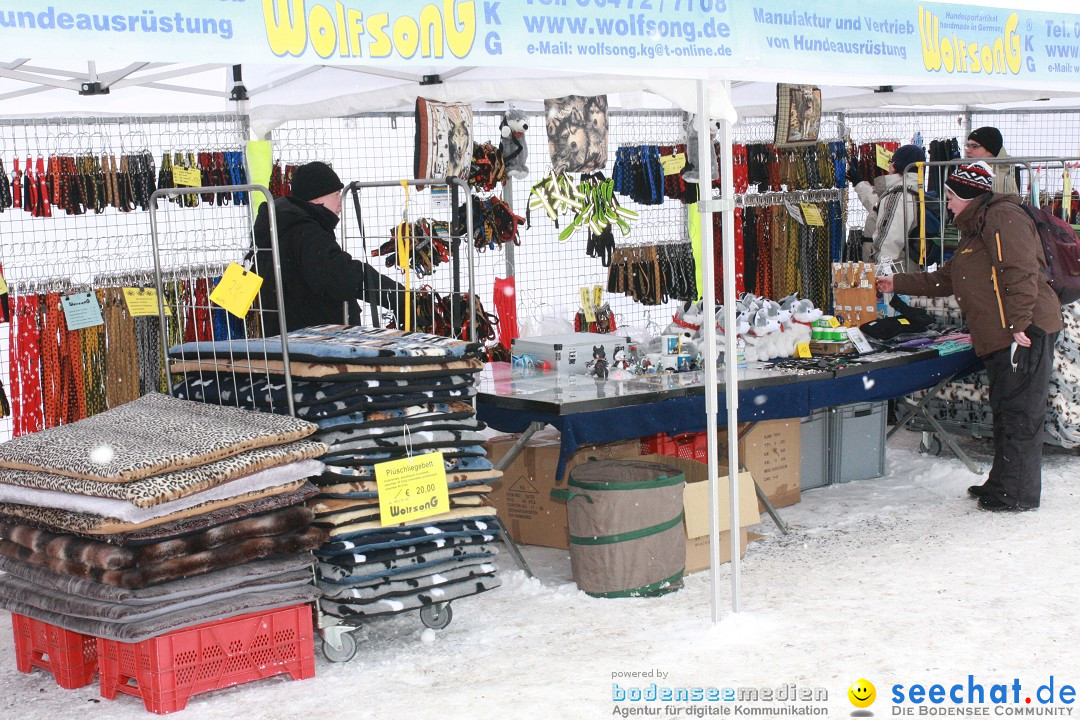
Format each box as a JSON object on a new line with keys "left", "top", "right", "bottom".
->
{"left": 1019, "top": 203, "right": 1080, "bottom": 305}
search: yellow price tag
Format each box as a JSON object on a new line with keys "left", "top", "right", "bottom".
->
{"left": 796, "top": 342, "right": 812, "bottom": 358}
{"left": 659, "top": 153, "right": 687, "bottom": 176}
{"left": 876, "top": 145, "right": 894, "bottom": 171}
{"left": 209, "top": 262, "right": 263, "bottom": 319}
{"left": 580, "top": 287, "right": 596, "bottom": 323}
{"left": 898, "top": 318, "right": 910, "bottom": 325}
{"left": 375, "top": 452, "right": 450, "bottom": 526}
{"left": 0, "top": 272, "right": 8, "bottom": 295}
{"left": 827, "top": 316, "right": 841, "bottom": 328}
{"left": 800, "top": 203, "right": 824, "bottom": 226}
{"left": 122, "top": 287, "right": 163, "bottom": 317}
{"left": 592, "top": 284, "right": 604, "bottom": 309}
{"left": 1064, "top": 170, "right": 1072, "bottom": 221}
{"left": 172, "top": 166, "right": 203, "bottom": 187}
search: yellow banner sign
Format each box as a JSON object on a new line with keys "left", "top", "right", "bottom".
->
{"left": 376, "top": 452, "right": 450, "bottom": 526}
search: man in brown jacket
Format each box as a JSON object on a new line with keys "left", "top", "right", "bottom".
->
{"left": 877, "top": 161, "right": 1062, "bottom": 512}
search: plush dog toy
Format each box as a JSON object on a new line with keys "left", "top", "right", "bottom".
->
{"left": 500, "top": 108, "right": 530, "bottom": 179}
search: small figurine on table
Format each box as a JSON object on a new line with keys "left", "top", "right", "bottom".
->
{"left": 587, "top": 345, "right": 609, "bottom": 380}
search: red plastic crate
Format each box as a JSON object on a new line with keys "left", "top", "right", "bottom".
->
{"left": 640, "top": 431, "right": 709, "bottom": 462}
{"left": 10, "top": 613, "right": 98, "bottom": 689}
{"left": 96, "top": 604, "right": 315, "bottom": 715}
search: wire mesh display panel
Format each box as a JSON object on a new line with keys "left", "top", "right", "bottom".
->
{"left": 272, "top": 110, "right": 692, "bottom": 343}
{"left": 0, "top": 114, "right": 250, "bottom": 442}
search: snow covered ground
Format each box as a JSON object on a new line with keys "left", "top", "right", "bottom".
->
{"left": 1, "top": 428, "right": 1078, "bottom": 720}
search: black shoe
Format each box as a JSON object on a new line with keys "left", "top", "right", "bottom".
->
{"left": 967, "top": 484, "right": 992, "bottom": 499}
{"left": 977, "top": 495, "right": 1038, "bottom": 512}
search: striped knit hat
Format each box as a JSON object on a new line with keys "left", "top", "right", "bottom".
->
{"left": 945, "top": 161, "right": 994, "bottom": 200}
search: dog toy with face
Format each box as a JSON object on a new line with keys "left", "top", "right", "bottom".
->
{"left": 500, "top": 108, "right": 530, "bottom": 179}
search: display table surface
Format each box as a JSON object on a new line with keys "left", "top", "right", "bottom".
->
{"left": 477, "top": 348, "right": 980, "bottom": 480}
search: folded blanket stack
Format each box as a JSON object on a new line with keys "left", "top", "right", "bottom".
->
{"left": 0, "top": 393, "right": 328, "bottom": 643}
{"left": 169, "top": 325, "right": 503, "bottom": 622}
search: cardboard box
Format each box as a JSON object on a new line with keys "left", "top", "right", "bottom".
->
{"left": 639, "top": 453, "right": 759, "bottom": 574}
{"left": 685, "top": 529, "right": 750, "bottom": 575}
{"left": 716, "top": 418, "right": 802, "bottom": 513}
{"left": 484, "top": 433, "right": 641, "bottom": 550}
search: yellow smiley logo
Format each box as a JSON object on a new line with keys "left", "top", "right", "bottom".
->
{"left": 848, "top": 679, "right": 876, "bottom": 708}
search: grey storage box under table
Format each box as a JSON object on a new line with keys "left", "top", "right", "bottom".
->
{"left": 827, "top": 401, "right": 887, "bottom": 484}
{"left": 799, "top": 408, "right": 830, "bottom": 490}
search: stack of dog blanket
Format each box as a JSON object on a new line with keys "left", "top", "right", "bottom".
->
{"left": 0, "top": 393, "right": 327, "bottom": 642}
{"left": 169, "top": 325, "right": 503, "bottom": 622}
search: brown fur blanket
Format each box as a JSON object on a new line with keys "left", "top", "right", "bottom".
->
{"left": 0, "top": 525, "right": 327, "bottom": 589}
{"left": 0, "top": 505, "right": 314, "bottom": 571}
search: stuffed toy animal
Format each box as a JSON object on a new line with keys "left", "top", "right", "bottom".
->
{"left": 500, "top": 108, "right": 530, "bottom": 179}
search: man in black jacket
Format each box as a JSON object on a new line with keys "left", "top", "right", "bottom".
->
{"left": 252, "top": 161, "right": 405, "bottom": 336}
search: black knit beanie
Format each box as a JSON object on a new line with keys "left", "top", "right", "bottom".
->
{"left": 967, "top": 126, "right": 1003, "bottom": 156}
{"left": 291, "top": 161, "right": 344, "bottom": 202}
{"left": 890, "top": 144, "right": 926, "bottom": 174}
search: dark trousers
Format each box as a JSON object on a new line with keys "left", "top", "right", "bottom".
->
{"left": 982, "top": 331, "right": 1057, "bottom": 508}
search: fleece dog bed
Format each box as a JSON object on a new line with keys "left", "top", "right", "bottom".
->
{"left": 318, "top": 526, "right": 499, "bottom": 558}
{"left": 326, "top": 507, "right": 498, "bottom": 539}
{"left": 313, "top": 401, "right": 475, "bottom": 432}
{"left": 170, "top": 357, "right": 483, "bottom": 379}
{"left": 0, "top": 393, "right": 317, "bottom": 481}
{"left": 319, "top": 575, "right": 500, "bottom": 619}
{"left": 323, "top": 444, "right": 487, "bottom": 462}
{"left": 173, "top": 372, "right": 475, "bottom": 407}
{"left": 169, "top": 325, "right": 483, "bottom": 363}
{"left": 0, "top": 554, "right": 314, "bottom": 605}
{"left": 316, "top": 429, "right": 487, "bottom": 454}
{"left": 315, "top": 478, "right": 495, "bottom": 499}
{"left": 313, "top": 418, "right": 486, "bottom": 447}
{"left": 323, "top": 515, "right": 500, "bottom": 545}
{"left": 319, "top": 562, "right": 497, "bottom": 602}
{"left": 318, "top": 546, "right": 498, "bottom": 584}
{"left": 317, "top": 536, "right": 497, "bottom": 569}
{"left": 0, "top": 441, "right": 326, "bottom": 507}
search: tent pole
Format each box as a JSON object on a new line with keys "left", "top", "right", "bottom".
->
{"left": 717, "top": 80, "right": 741, "bottom": 615}
{"left": 695, "top": 80, "right": 722, "bottom": 624}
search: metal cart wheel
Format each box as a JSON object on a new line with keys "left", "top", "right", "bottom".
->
{"left": 919, "top": 434, "right": 943, "bottom": 456}
{"left": 322, "top": 631, "right": 358, "bottom": 663}
{"left": 420, "top": 602, "right": 453, "bottom": 630}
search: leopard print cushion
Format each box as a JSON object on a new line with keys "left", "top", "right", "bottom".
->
{"left": 0, "top": 393, "right": 318, "bottom": 482}
{"left": 0, "top": 440, "right": 326, "bottom": 507}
